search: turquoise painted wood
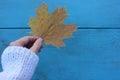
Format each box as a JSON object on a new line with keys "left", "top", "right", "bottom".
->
{"left": 0, "top": 29, "right": 120, "bottom": 80}
{"left": 1, "top": 0, "right": 120, "bottom": 80}
{"left": 1, "top": 0, "right": 120, "bottom": 28}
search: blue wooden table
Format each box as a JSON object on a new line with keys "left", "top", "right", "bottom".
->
{"left": 0, "top": 0, "right": 120, "bottom": 80}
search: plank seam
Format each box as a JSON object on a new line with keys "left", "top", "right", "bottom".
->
{"left": 0, "top": 27, "right": 120, "bottom": 29}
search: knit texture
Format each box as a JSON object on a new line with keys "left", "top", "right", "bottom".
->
{"left": 0, "top": 46, "right": 39, "bottom": 80}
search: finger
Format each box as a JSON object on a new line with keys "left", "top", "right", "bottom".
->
{"left": 30, "top": 38, "right": 43, "bottom": 54}
{"left": 10, "top": 36, "right": 38, "bottom": 46}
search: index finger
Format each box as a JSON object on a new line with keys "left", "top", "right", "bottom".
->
{"left": 10, "top": 36, "right": 38, "bottom": 46}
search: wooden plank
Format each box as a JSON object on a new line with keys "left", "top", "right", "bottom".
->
{"left": 0, "top": 29, "right": 120, "bottom": 80}
{"left": 0, "top": 0, "right": 120, "bottom": 28}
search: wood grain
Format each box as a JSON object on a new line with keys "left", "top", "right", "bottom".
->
{"left": 0, "top": 0, "right": 120, "bottom": 28}
{"left": 0, "top": 29, "right": 119, "bottom": 80}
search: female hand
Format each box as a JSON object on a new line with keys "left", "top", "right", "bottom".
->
{"left": 9, "top": 36, "right": 43, "bottom": 54}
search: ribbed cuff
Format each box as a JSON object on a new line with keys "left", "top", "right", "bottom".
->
{"left": 1, "top": 46, "right": 39, "bottom": 80}
{"left": 1, "top": 46, "right": 39, "bottom": 70}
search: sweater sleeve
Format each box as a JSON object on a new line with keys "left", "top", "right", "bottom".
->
{"left": 0, "top": 46, "right": 39, "bottom": 80}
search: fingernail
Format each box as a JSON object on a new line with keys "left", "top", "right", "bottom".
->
{"left": 38, "top": 38, "right": 43, "bottom": 42}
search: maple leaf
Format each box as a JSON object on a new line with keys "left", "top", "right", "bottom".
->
{"left": 28, "top": 3, "right": 77, "bottom": 47}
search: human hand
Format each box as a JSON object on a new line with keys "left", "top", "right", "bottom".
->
{"left": 9, "top": 36, "right": 43, "bottom": 54}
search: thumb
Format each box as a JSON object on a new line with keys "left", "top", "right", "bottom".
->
{"left": 30, "top": 38, "right": 43, "bottom": 54}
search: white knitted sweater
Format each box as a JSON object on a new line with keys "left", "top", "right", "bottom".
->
{"left": 0, "top": 46, "right": 39, "bottom": 80}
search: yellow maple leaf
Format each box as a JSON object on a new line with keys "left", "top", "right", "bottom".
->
{"left": 28, "top": 3, "right": 77, "bottom": 47}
